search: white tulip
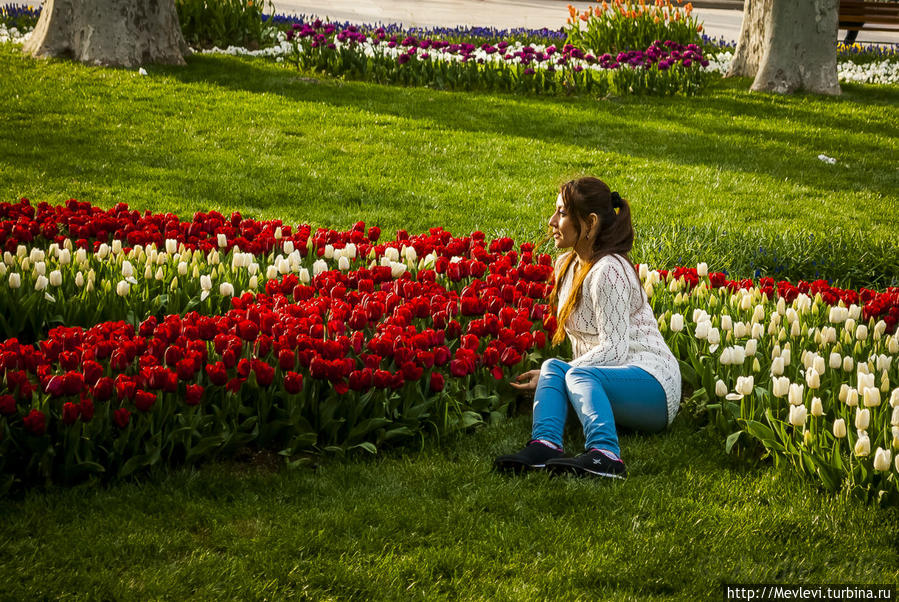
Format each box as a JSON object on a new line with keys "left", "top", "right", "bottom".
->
{"left": 736, "top": 375, "right": 754, "bottom": 396}
{"left": 75, "top": 272, "right": 84, "bottom": 288}
{"left": 34, "top": 261, "right": 46, "bottom": 277}
{"left": 219, "top": 282, "right": 234, "bottom": 297}
{"left": 858, "top": 371, "right": 874, "bottom": 391}
{"left": 721, "top": 315, "right": 733, "bottom": 332}
{"left": 733, "top": 322, "right": 747, "bottom": 339}
{"left": 855, "top": 408, "right": 870, "bottom": 431}
{"left": 772, "top": 377, "right": 790, "bottom": 398}
{"left": 829, "top": 352, "right": 842, "bottom": 370}
{"left": 740, "top": 294, "right": 752, "bottom": 311}
{"left": 810, "top": 397, "right": 823, "bottom": 417}
{"left": 277, "top": 257, "right": 290, "bottom": 275}
{"left": 770, "top": 356, "right": 785, "bottom": 377}
{"left": 217, "top": 233, "right": 227, "bottom": 248}
{"left": 49, "top": 270, "right": 62, "bottom": 287}
{"left": 696, "top": 262, "right": 708, "bottom": 277}
{"left": 638, "top": 263, "right": 648, "bottom": 280}
{"left": 338, "top": 256, "right": 350, "bottom": 271}
{"left": 694, "top": 321, "right": 710, "bottom": 340}
{"left": 143, "top": 264, "right": 152, "bottom": 280}
{"left": 670, "top": 313, "right": 684, "bottom": 332}
{"left": 264, "top": 265, "right": 277, "bottom": 280}
{"left": 788, "top": 383, "right": 804, "bottom": 406}
{"left": 299, "top": 268, "right": 311, "bottom": 284}
{"left": 854, "top": 432, "right": 870, "bottom": 457}
{"left": 15, "top": 245, "right": 26, "bottom": 258}
{"left": 843, "top": 356, "right": 854, "bottom": 373}
{"left": 751, "top": 322, "right": 763, "bottom": 340}
{"left": 730, "top": 346, "right": 745, "bottom": 366}
{"left": 847, "top": 388, "right": 859, "bottom": 407}
{"left": 781, "top": 348, "right": 791, "bottom": 366}
{"left": 889, "top": 336, "right": 899, "bottom": 355}
{"left": 719, "top": 348, "right": 733, "bottom": 366}
{"left": 313, "top": 259, "right": 328, "bottom": 277}
{"left": 839, "top": 383, "right": 850, "bottom": 404}
{"left": 833, "top": 419, "right": 846, "bottom": 438}
{"left": 29, "top": 248, "right": 44, "bottom": 263}
{"left": 692, "top": 308, "right": 708, "bottom": 323}
{"left": 891, "top": 405, "right": 899, "bottom": 427}
{"left": 402, "top": 245, "right": 414, "bottom": 263}
{"left": 805, "top": 368, "right": 820, "bottom": 390}
{"left": 385, "top": 247, "right": 399, "bottom": 262}
{"left": 863, "top": 387, "right": 881, "bottom": 408}
{"left": 848, "top": 304, "right": 861, "bottom": 320}
{"left": 390, "top": 262, "right": 407, "bottom": 279}
{"left": 715, "top": 380, "right": 728, "bottom": 398}
{"left": 788, "top": 404, "right": 807, "bottom": 427}
{"left": 877, "top": 355, "right": 892, "bottom": 373}
{"left": 200, "top": 275, "right": 212, "bottom": 291}
{"left": 248, "top": 275, "right": 258, "bottom": 290}
{"left": 34, "top": 274, "right": 48, "bottom": 291}
{"left": 58, "top": 248, "right": 71, "bottom": 266}
{"left": 8, "top": 273, "right": 21, "bottom": 289}
{"left": 707, "top": 327, "right": 721, "bottom": 346}
{"left": 111, "top": 240, "right": 122, "bottom": 254}
{"left": 744, "top": 339, "right": 757, "bottom": 357}
{"left": 283, "top": 240, "right": 294, "bottom": 255}
{"left": 121, "top": 260, "right": 134, "bottom": 278}
{"left": 790, "top": 320, "right": 801, "bottom": 338}
{"left": 855, "top": 324, "right": 868, "bottom": 341}
{"left": 166, "top": 239, "right": 177, "bottom": 254}
{"left": 116, "top": 280, "right": 130, "bottom": 296}
{"left": 873, "top": 447, "right": 891, "bottom": 472}
{"left": 891, "top": 388, "right": 899, "bottom": 408}
{"left": 813, "top": 355, "right": 825, "bottom": 376}
{"left": 829, "top": 305, "right": 846, "bottom": 323}
{"left": 274, "top": 227, "right": 282, "bottom": 240}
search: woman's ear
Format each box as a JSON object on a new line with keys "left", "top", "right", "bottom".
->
{"left": 588, "top": 212, "right": 600, "bottom": 238}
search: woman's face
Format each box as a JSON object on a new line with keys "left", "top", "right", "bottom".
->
{"left": 548, "top": 194, "right": 581, "bottom": 249}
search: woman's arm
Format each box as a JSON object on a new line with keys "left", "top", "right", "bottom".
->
{"left": 567, "top": 258, "right": 630, "bottom": 367}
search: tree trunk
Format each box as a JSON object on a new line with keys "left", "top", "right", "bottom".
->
{"left": 726, "top": 0, "right": 769, "bottom": 78}
{"left": 726, "top": 0, "right": 841, "bottom": 95}
{"left": 23, "top": 0, "right": 188, "bottom": 68}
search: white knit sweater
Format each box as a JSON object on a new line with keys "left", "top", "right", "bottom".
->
{"left": 555, "top": 252, "right": 681, "bottom": 425}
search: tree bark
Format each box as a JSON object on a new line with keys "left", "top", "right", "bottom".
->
{"left": 23, "top": 0, "right": 188, "bottom": 68}
{"left": 726, "top": 0, "right": 841, "bottom": 96}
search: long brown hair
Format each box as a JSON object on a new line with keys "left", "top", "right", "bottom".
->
{"left": 545, "top": 177, "right": 636, "bottom": 346}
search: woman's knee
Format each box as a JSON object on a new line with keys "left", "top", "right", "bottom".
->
{"left": 564, "top": 366, "right": 599, "bottom": 388}
{"left": 541, "top": 358, "right": 569, "bottom": 376}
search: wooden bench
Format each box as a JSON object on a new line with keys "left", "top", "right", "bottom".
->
{"left": 839, "top": 0, "right": 899, "bottom": 43}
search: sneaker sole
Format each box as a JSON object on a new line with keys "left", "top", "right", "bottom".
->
{"left": 493, "top": 460, "right": 549, "bottom": 474}
{"left": 547, "top": 463, "right": 626, "bottom": 479}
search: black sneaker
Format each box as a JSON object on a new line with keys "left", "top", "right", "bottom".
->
{"left": 494, "top": 440, "right": 565, "bottom": 474}
{"left": 545, "top": 449, "right": 627, "bottom": 479}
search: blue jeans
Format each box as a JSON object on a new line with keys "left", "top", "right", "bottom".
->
{"left": 531, "top": 358, "right": 668, "bottom": 457}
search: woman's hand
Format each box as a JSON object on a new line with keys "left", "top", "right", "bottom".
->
{"left": 509, "top": 369, "right": 541, "bottom": 391}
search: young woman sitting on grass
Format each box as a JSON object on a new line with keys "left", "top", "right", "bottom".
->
{"left": 494, "top": 177, "right": 681, "bottom": 479}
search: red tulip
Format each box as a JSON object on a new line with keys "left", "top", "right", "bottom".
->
{"left": 185, "top": 384, "right": 204, "bottom": 406}
{"left": 23, "top": 409, "right": 46, "bottom": 435}
{"left": 113, "top": 408, "right": 131, "bottom": 429}
{"left": 62, "top": 402, "right": 80, "bottom": 425}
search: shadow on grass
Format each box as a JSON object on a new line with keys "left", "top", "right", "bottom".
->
{"left": 157, "top": 55, "right": 899, "bottom": 198}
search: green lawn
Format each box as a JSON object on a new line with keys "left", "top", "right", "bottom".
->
{"left": 1, "top": 45, "right": 899, "bottom": 599}
{"left": 2, "top": 45, "right": 898, "bottom": 284}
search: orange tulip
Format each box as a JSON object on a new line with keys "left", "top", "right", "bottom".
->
{"left": 697, "top": 23, "right": 703, "bottom": 32}
{"left": 654, "top": 15, "right": 660, "bottom": 22}
{"left": 580, "top": 12, "right": 589, "bottom": 20}
{"left": 673, "top": 10, "right": 680, "bottom": 20}
{"left": 568, "top": 4, "right": 577, "bottom": 17}
{"left": 602, "top": 1, "right": 609, "bottom": 11}
{"left": 685, "top": 2, "right": 693, "bottom": 15}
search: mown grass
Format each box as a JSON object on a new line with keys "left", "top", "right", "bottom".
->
{"left": 1, "top": 45, "right": 899, "bottom": 599}
{"left": 1, "top": 415, "right": 898, "bottom": 600}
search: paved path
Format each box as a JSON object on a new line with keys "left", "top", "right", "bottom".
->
{"left": 270, "top": 0, "right": 898, "bottom": 45}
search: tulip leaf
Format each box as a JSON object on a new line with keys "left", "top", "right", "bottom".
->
{"left": 725, "top": 430, "right": 742, "bottom": 454}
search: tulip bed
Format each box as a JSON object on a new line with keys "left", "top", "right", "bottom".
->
{"left": 0, "top": 198, "right": 560, "bottom": 493}
{"left": 1, "top": 199, "right": 898, "bottom": 504}
{"left": 649, "top": 267, "right": 899, "bottom": 504}
{"left": 283, "top": 21, "right": 710, "bottom": 96}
